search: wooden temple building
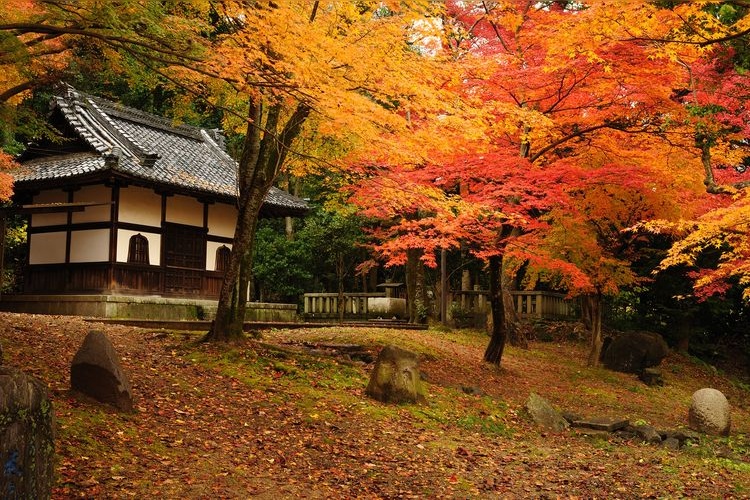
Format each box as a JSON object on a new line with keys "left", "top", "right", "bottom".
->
{"left": 1, "top": 85, "right": 306, "bottom": 320}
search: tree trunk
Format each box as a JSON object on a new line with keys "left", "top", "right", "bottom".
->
{"left": 405, "top": 248, "right": 421, "bottom": 323}
{"left": 484, "top": 255, "right": 506, "bottom": 365}
{"left": 206, "top": 99, "right": 310, "bottom": 342}
{"left": 337, "top": 253, "right": 345, "bottom": 323}
{"left": 0, "top": 215, "right": 5, "bottom": 298}
{"left": 415, "top": 253, "right": 426, "bottom": 324}
{"left": 585, "top": 293, "right": 603, "bottom": 366}
{"left": 501, "top": 252, "right": 527, "bottom": 348}
{"left": 440, "top": 248, "right": 448, "bottom": 325}
{"left": 676, "top": 316, "right": 691, "bottom": 353}
{"left": 209, "top": 182, "right": 268, "bottom": 340}
{"left": 233, "top": 217, "right": 258, "bottom": 335}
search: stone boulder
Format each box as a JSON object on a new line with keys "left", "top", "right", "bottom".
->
{"left": 525, "top": 393, "right": 569, "bottom": 432}
{"left": 0, "top": 366, "right": 55, "bottom": 499}
{"left": 600, "top": 331, "right": 669, "bottom": 374}
{"left": 688, "top": 388, "right": 731, "bottom": 436}
{"left": 366, "top": 345, "right": 425, "bottom": 404}
{"left": 71, "top": 330, "right": 134, "bottom": 411}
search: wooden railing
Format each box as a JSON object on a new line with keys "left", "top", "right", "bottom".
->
{"left": 303, "top": 292, "right": 386, "bottom": 319}
{"left": 511, "top": 291, "right": 575, "bottom": 318}
{"left": 450, "top": 290, "right": 577, "bottom": 320}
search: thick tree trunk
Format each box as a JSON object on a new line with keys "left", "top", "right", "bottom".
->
{"left": 584, "top": 293, "right": 603, "bottom": 366}
{"left": 234, "top": 217, "right": 258, "bottom": 334}
{"left": 484, "top": 255, "right": 506, "bottom": 365}
{"left": 206, "top": 99, "right": 309, "bottom": 342}
{"left": 209, "top": 184, "right": 268, "bottom": 340}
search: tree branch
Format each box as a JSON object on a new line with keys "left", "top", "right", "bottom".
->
{"left": 0, "top": 23, "right": 203, "bottom": 62}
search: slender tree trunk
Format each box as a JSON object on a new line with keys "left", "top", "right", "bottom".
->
{"left": 484, "top": 255, "right": 507, "bottom": 365}
{"left": 405, "top": 248, "right": 420, "bottom": 323}
{"left": 676, "top": 316, "right": 691, "bottom": 353}
{"left": 501, "top": 244, "right": 527, "bottom": 348}
{"left": 337, "top": 253, "right": 345, "bottom": 323}
{"left": 585, "top": 293, "right": 603, "bottom": 367}
{"left": 440, "top": 249, "right": 448, "bottom": 325}
{"left": 415, "top": 254, "right": 426, "bottom": 324}
{"left": 700, "top": 140, "right": 721, "bottom": 193}
{"left": 0, "top": 215, "right": 5, "bottom": 297}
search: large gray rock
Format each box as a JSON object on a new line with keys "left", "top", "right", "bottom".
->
{"left": 71, "top": 330, "right": 134, "bottom": 411}
{"left": 526, "top": 393, "right": 569, "bottom": 432}
{"left": 366, "top": 345, "right": 425, "bottom": 404}
{"left": 601, "top": 331, "right": 669, "bottom": 374}
{"left": 689, "top": 388, "right": 731, "bottom": 436}
{"left": 0, "top": 366, "right": 55, "bottom": 499}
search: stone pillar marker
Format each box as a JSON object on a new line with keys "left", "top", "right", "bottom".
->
{"left": 0, "top": 366, "right": 55, "bottom": 499}
{"left": 71, "top": 330, "right": 134, "bottom": 412}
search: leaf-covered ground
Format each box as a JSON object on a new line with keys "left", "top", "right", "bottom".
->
{"left": 1, "top": 312, "right": 749, "bottom": 498}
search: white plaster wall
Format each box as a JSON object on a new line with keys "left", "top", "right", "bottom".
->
{"left": 116, "top": 229, "right": 161, "bottom": 265}
{"left": 72, "top": 185, "right": 111, "bottom": 223}
{"left": 28, "top": 232, "right": 66, "bottom": 264}
{"left": 208, "top": 203, "right": 237, "bottom": 237}
{"left": 206, "top": 241, "right": 232, "bottom": 270}
{"left": 166, "top": 195, "right": 203, "bottom": 227}
{"left": 69, "top": 229, "right": 110, "bottom": 263}
{"left": 31, "top": 190, "right": 67, "bottom": 227}
{"left": 118, "top": 186, "right": 162, "bottom": 227}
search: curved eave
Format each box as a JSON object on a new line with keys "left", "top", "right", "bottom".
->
{"left": 12, "top": 171, "right": 308, "bottom": 218}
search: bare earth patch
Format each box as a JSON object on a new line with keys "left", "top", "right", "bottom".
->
{"left": 0, "top": 313, "right": 748, "bottom": 498}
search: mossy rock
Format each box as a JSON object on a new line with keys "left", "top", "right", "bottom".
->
{"left": 366, "top": 345, "right": 426, "bottom": 404}
{"left": 0, "top": 366, "right": 55, "bottom": 499}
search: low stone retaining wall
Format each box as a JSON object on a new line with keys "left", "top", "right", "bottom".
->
{"left": 0, "top": 295, "right": 298, "bottom": 322}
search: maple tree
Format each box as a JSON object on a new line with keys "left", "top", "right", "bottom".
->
{"left": 0, "top": 0, "right": 213, "bottom": 203}
{"left": 199, "top": 0, "right": 453, "bottom": 340}
{"left": 351, "top": 0, "right": 704, "bottom": 365}
{"left": 632, "top": 2, "right": 750, "bottom": 309}
{"left": 0, "top": 1, "right": 450, "bottom": 340}
{"left": 0, "top": 0, "right": 210, "bottom": 103}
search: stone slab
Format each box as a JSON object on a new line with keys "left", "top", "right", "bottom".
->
{"left": 571, "top": 417, "right": 629, "bottom": 432}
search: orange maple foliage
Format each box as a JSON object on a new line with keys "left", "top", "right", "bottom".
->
{"left": 349, "top": 0, "right": 719, "bottom": 364}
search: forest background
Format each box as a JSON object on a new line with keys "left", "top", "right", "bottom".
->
{"left": 2, "top": 0, "right": 750, "bottom": 374}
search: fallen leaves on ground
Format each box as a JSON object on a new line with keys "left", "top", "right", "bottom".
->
{"left": 0, "top": 313, "right": 748, "bottom": 498}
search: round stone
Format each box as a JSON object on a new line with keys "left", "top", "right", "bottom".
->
{"left": 688, "top": 388, "right": 731, "bottom": 436}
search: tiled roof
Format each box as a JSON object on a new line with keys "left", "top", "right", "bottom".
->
{"left": 13, "top": 86, "right": 307, "bottom": 216}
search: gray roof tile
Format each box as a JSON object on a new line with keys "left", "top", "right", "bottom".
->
{"left": 13, "top": 86, "right": 307, "bottom": 216}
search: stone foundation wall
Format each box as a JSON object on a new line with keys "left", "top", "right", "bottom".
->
{"left": 0, "top": 295, "right": 297, "bottom": 322}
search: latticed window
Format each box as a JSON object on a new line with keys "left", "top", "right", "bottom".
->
{"left": 215, "top": 245, "right": 231, "bottom": 272}
{"left": 127, "top": 234, "right": 150, "bottom": 264}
